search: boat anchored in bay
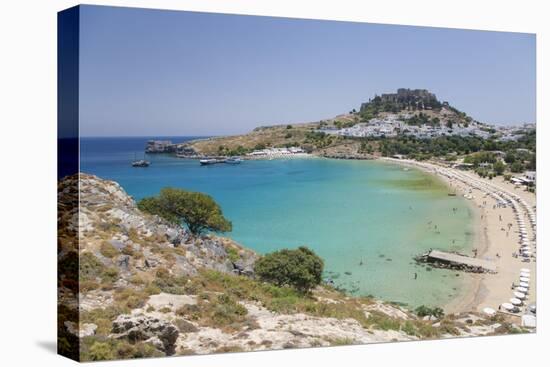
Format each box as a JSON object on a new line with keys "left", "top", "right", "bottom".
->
{"left": 131, "top": 153, "right": 150, "bottom": 167}
{"left": 199, "top": 156, "right": 243, "bottom": 166}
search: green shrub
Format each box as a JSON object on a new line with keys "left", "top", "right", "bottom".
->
{"left": 114, "top": 288, "right": 149, "bottom": 310}
{"left": 80, "top": 252, "right": 119, "bottom": 285}
{"left": 328, "top": 337, "right": 355, "bottom": 346}
{"left": 80, "top": 306, "right": 128, "bottom": 336}
{"left": 152, "top": 267, "right": 189, "bottom": 294}
{"left": 226, "top": 247, "right": 240, "bottom": 262}
{"left": 439, "top": 319, "right": 460, "bottom": 335}
{"left": 415, "top": 305, "right": 444, "bottom": 319}
{"left": 176, "top": 294, "right": 248, "bottom": 332}
{"left": 415, "top": 322, "right": 441, "bottom": 338}
{"left": 254, "top": 246, "right": 324, "bottom": 293}
{"left": 81, "top": 338, "right": 163, "bottom": 361}
{"left": 100, "top": 241, "right": 119, "bottom": 258}
{"left": 88, "top": 341, "right": 114, "bottom": 361}
{"left": 210, "top": 294, "right": 248, "bottom": 326}
{"left": 401, "top": 321, "right": 416, "bottom": 336}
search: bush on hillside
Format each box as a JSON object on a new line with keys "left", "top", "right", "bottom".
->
{"left": 254, "top": 246, "right": 324, "bottom": 293}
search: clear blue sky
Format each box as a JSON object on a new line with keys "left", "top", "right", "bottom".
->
{"left": 78, "top": 5, "right": 536, "bottom": 136}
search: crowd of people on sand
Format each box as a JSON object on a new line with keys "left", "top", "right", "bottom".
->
{"left": 384, "top": 158, "right": 536, "bottom": 317}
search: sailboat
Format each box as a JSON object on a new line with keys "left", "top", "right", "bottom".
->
{"left": 132, "top": 152, "right": 150, "bottom": 167}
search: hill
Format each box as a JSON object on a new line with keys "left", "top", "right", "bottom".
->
{"left": 182, "top": 89, "right": 479, "bottom": 158}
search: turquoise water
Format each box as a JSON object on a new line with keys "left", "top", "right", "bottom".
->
{"left": 81, "top": 137, "right": 475, "bottom": 308}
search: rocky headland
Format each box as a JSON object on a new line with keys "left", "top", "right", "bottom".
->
{"left": 58, "top": 173, "right": 525, "bottom": 361}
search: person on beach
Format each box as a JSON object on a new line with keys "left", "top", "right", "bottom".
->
{"left": 414, "top": 272, "right": 418, "bottom": 280}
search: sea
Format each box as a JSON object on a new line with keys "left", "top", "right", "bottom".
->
{"left": 81, "top": 136, "right": 476, "bottom": 308}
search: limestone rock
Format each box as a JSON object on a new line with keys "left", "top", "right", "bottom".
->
{"left": 112, "top": 314, "right": 179, "bottom": 355}
{"left": 64, "top": 321, "right": 97, "bottom": 338}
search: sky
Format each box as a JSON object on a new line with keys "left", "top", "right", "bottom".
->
{"left": 78, "top": 5, "right": 536, "bottom": 136}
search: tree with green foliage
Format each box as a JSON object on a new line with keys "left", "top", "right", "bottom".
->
{"left": 464, "top": 151, "right": 497, "bottom": 167}
{"left": 510, "top": 161, "right": 524, "bottom": 173}
{"left": 493, "top": 160, "right": 506, "bottom": 175}
{"left": 138, "top": 188, "right": 232, "bottom": 235}
{"left": 415, "top": 305, "right": 444, "bottom": 319}
{"left": 254, "top": 246, "right": 324, "bottom": 293}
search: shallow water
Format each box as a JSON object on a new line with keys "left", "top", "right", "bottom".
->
{"left": 81, "top": 137, "right": 475, "bottom": 308}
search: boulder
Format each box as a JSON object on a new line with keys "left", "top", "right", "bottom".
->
{"left": 64, "top": 321, "right": 97, "bottom": 338}
{"left": 116, "top": 254, "right": 131, "bottom": 271}
{"left": 112, "top": 314, "right": 179, "bottom": 355}
{"left": 164, "top": 227, "right": 185, "bottom": 245}
{"left": 233, "top": 257, "right": 255, "bottom": 276}
{"left": 109, "top": 239, "right": 126, "bottom": 251}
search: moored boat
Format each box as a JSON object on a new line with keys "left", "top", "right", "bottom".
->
{"left": 200, "top": 158, "right": 223, "bottom": 165}
{"left": 132, "top": 159, "right": 150, "bottom": 167}
{"left": 225, "top": 157, "right": 242, "bottom": 164}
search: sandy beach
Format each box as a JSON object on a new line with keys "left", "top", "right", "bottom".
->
{"left": 382, "top": 158, "right": 536, "bottom": 317}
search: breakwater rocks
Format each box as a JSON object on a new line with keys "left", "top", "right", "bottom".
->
{"left": 414, "top": 250, "right": 497, "bottom": 274}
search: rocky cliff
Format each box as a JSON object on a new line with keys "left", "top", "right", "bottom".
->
{"left": 58, "top": 174, "right": 522, "bottom": 361}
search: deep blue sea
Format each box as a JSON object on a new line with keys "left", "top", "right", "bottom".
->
{"left": 81, "top": 136, "right": 475, "bottom": 308}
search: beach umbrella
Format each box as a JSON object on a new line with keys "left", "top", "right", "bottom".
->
{"left": 519, "top": 282, "right": 529, "bottom": 288}
{"left": 516, "top": 286, "right": 528, "bottom": 293}
{"left": 519, "top": 276, "right": 530, "bottom": 283}
{"left": 514, "top": 292, "right": 526, "bottom": 299}
{"left": 510, "top": 298, "right": 522, "bottom": 306}
{"left": 521, "top": 251, "right": 532, "bottom": 256}
{"left": 521, "top": 268, "right": 531, "bottom": 273}
{"left": 501, "top": 303, "right": 516, "bottom": 312}
{"left": 520, "top": 272, "right": 530, "bottom": 278}
{"left": 483, "top": 307, "right": 496, "bottom": 316}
